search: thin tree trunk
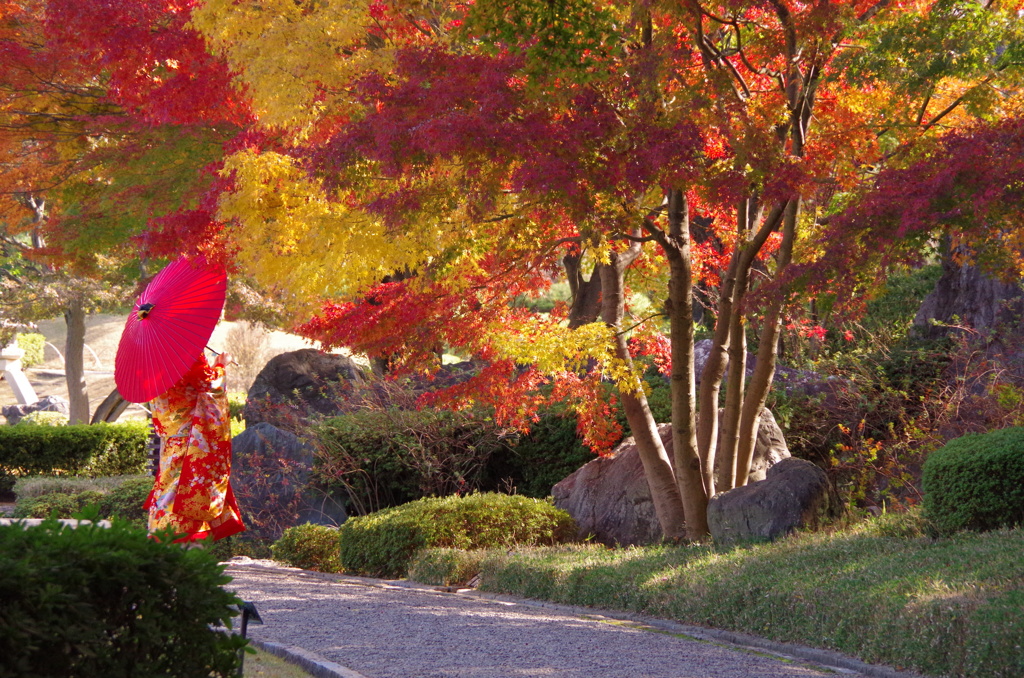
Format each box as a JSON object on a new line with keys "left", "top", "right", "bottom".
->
{"left": 656, "top": 190, "right": 708, "bottom": 539}
{"left": 695, "top": 252, "right": 740, "bottom": 492}
{"left": 717, "top": 305, "right": 747, "bottom": 492}
{"left": 696, "top": 199, "right": 786, "bottom": 491}
{"left": 735, "top": 199, "right": 800, "bottom": 485}
{"left": 64, "top": 296, "right": 90, "bottom": 425}
{"left": 598, "top": 255, "right": 687, "bottom": 540}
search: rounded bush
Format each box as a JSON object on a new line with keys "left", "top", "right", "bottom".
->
{"left": 13, "top": 475, "right": 152, "bottom": 525}
{"left": 99, "top": 476, "right": 154, "bottom": 526}
{"left": 0, "top": 519, "right": 245, "bottom": 677}
{"left": 13, "top": 489, "right": 105, "bottom": 519}
{"left": 923, "top": 427, "right": 1024, "bottom": 534}
{"left": 17, "top": 411, "right": 69, "bottom": 426}
{"left": 272, "top": 523, "right": 342, "bottom": 572}
{"left": 338, "top": 493, "right": 577, "bottom": 579}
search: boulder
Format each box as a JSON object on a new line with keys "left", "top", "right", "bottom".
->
{"left": 707, "top": 457, "right": 842, "bottom": 544}
{"left": 2, "top": 395, "right": 70, "bottom": 425}
{"left": 693, "top": 338, "right": 840, "bottom": 399}
{"left": 243, "top": 349, "right": 366, "bottom": 432}
{"left": 713, "top": 408, "right": 789, "bottom": 484}
{"left": 552, "top": 428, "right": 664, "bottom": 547}
{"left": 914, "top": 256, "right": 1024, "bottom": 341}
{"left": 231, "top": 422, "right": 347, "bottom": 541}
{"left": 553, "top": 409, "right": 790, "bottom": 546}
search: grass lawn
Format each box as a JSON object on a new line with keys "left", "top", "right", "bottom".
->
{"left": 409, "top": 511, "right": 1024, "bottom": 678}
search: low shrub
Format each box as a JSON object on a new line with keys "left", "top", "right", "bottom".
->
{"left": 14, "top": 332, "right": 45, "bottom": 368}
{"left": 0, "top": 518, "right": 246, "bottom": 677}
{"left": 313, "top": 409, "right": 511, "bottom": 515}
{"left": 0, "top": 421, "right": 149, "bottom": 478}
{"left": 408, "top": 547, "right": 488, "bottom": 587}
{"left": 484, "top": 412, "right": 596, "bottom": 498}
{"left": 338, "top": 493, "right": 577, "bottom": 579}
{"left": 272, "top": 523, "right": 342, "bottom": 572}
{"left": 98, "top": 475, "right": 154, "bottom": 526}
{"left": 17, "top": 411, "right": 68, "bottom": 426}
{"left": 13, "top": 489, "right": 105, "bottom": 519}
{"left": 922, "top": 427, "right": 1024, "bottom": 534}
{"left": 13, "top": 474, "right": 135, "bottom": 499}
{"left": 13, "top": 474, "right": 152, "bottom": 526}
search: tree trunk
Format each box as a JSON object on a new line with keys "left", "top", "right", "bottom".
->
{"left": 735, "top": 199, "right": 799, "bottom": 485}
{"left": 598, "top": 254, "right": 687, "bottom": 540}
{"left": 696, "top": 196, "right": 762, "bottom": 495}
{"left": 717, "top": 306, "right": 747, "bottom": 492}
{"left": 564, "top": 253, "right": 603, "bottom": 329}
{"left": 657, "top": 190, "right": 709, "bottom": 539}
{"left": 64, "top": 297, "right": 90, "bottom": 425}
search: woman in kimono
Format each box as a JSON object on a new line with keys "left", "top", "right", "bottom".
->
{"left": 145, "top": 351, "right": 245, "bottom": 542}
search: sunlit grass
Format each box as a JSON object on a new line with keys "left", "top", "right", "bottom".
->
{"left": 457, "top": 511, "right": 1024, "bottom": 678}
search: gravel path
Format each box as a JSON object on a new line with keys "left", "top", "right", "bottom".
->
{"left": 224, "top": 558, "right": 917, "bottom": 678}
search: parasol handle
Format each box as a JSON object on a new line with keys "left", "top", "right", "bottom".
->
{"left": 206, "top": 345, "right": 238, "bottom": 366}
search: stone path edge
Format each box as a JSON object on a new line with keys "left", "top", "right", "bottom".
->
{"left": 249, "top": 639, "right": 370, "bottom": 678}
{"left": 228, "top": 562, "right": 928, "bottom": 678}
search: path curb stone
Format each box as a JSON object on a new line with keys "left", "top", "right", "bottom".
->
{"left": 251, "top": 639, "right": 370, "bottom": 678}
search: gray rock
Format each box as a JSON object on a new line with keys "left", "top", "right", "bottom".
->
{"left": 914, "top": 255, "right": 1023, "bottom": 341}
{"left": 712, "top": 408, "right": 790, "bottom": 485}
{"left": 552, "top": 427, "right": 666, "bottom": 547}
{"left": 2, "top": 395, "right": 70, "bottom": 425}
{"left": 693, "top": 338, "right": 840, "bottom": 399}
{"left": 243, "top": 349, "right": 367, "bottom": 432}
{"left": 231, "top": 422, "right": 347, "bottom": 541}
{"left": 707, "top": 458, "right": 842, "bottom": 544}
{"left": 553, "top": 409, "right": 790, "bottom": 546}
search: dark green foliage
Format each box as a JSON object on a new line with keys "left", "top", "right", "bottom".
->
{"left": 313, "top": 409, "right": 511, "bottom": 514}
{"left": 338, "top": 493, "right": 577, "bottom": 578}
{"left": 13, "top": 490, "right": 105, "bottom": 519}
{"left": 272, "top": 523, "right": 342, "bottom": 572}
{"left": 923, "top": 427, "right": 1024, "bottom": 534}
{"left": 97, "top": 476, "right": 154, "bottom": 526}
{"left": 863, "top": 264, "right": 942, "bottom": 345}
{"left": 485, "top": 413, "right": 595, "bottom": 498}
{"left": 0, "top": 421, "right": 148, "bottom": 478}
{"left": 880, "top": 335, "right": 953, "bottom": 394}
{"left": 0, "top": 518, "right": 246, "bottom": 678}
{"left": 13, "top": 475, "right": 152, "bottom": 527}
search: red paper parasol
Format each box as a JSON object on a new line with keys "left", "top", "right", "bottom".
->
{"left": 115, "top": 256, "right": 227, "bottom": 403}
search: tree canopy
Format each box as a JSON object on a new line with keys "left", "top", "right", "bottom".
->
{"left": 2, "top": 0, "right": 1022, "bottom": 536}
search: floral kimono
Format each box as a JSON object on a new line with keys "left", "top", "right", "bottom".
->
{"left": 144, "top": 353, "right": 244, "bottom": 542}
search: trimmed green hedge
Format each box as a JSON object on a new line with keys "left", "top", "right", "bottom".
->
{"left": 923, "top": 427, "right": 1024, "bottom": 535}
{"left": 272, "top": 523, "right": 342, "bottom": 572}
{"left": 338, "top": 493, "right": 577, "bottom": 579}
{"left": 0, "top": 518, "right": 246, "bottom": 677}
{"left": 0, "top": 421, "right": 149, "bottom": 479}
